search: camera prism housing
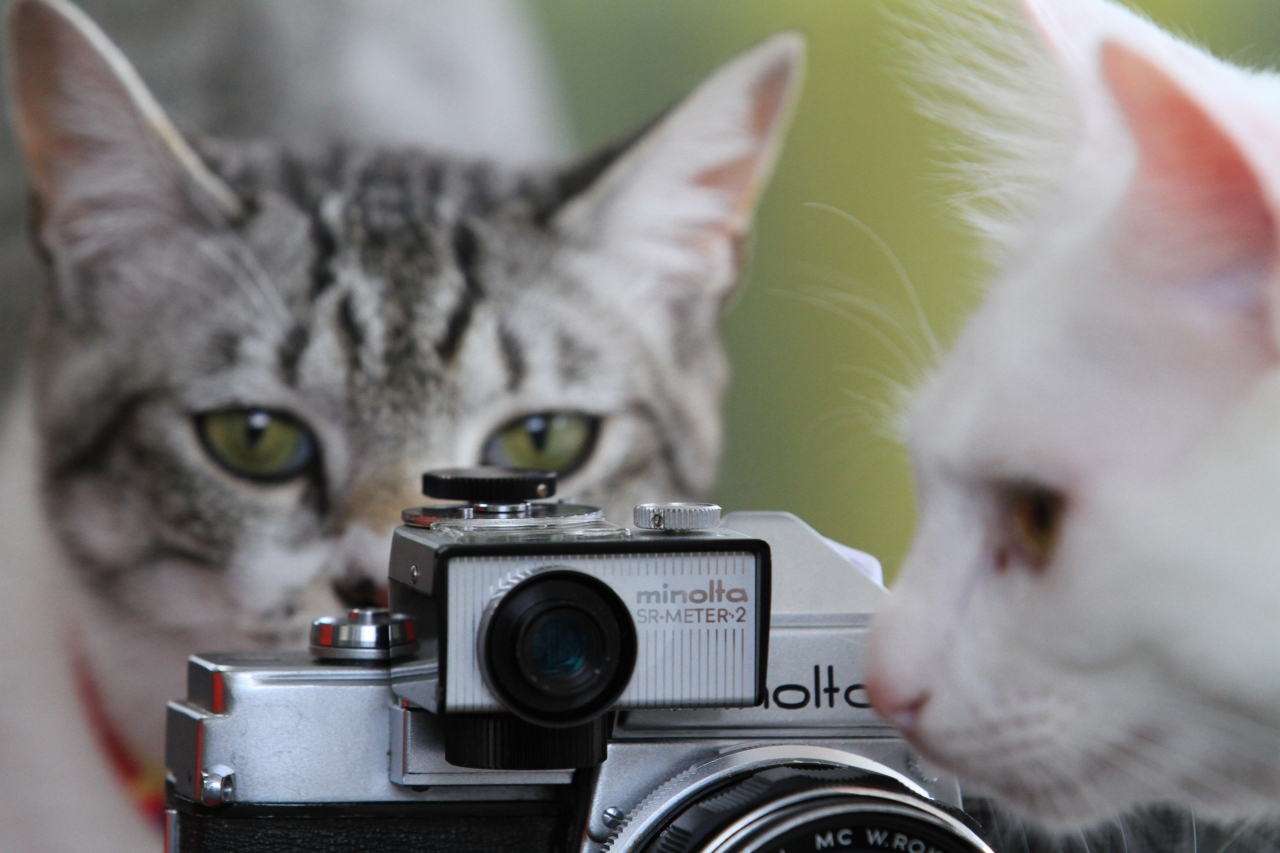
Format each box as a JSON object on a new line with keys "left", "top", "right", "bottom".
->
{"left": 393, "top": 514, "right": 771, "bottom": 720}
{"left": 164, "top": 469, "right": 995, "bottom": 853}
{"left": 381, "top": 479, "right": 771, "bottom": 769}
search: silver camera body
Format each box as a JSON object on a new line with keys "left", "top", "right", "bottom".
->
{"left": 164, "top": 470, "right": 993, "bottom": 853}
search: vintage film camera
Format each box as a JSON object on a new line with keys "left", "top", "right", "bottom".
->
{"left": 164, "top": 468, "right": 995, "bottom": 853}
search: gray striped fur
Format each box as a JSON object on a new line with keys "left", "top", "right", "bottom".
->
{"left": 10, "top": 0, "right": 803, "bottom": 783}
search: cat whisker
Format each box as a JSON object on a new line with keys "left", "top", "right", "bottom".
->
{"left": 803, "top": 202, "right": 942, "bottom": 362}
{"left": 1114, "top": 715, "right": 1280, "bottom": 838}
{"left": 839, "top": 384, "right": 921, "bottom": 438}
{"left": 833, "top": 362, "right": 917, "bottom": 427}
{"left": 1209, "top": 820, "right": 1251, "bottom": 853}
{"left": 769, "top": 286, "right": 928, "bottom": 383}
{"left": 791, "top": 262, "right": 930, "bottom": 355}
{"left": 808, "top": 391, "right": 904, "bottom": 445}
{"left": 1110, "top": 813, "right": 1130, "bottom": 853}
{"left": 1152, "top": 704, "right": 1280, "bottom": 787}
{"left": 1103, "top": 721, "right": 1243, "bottom": 809}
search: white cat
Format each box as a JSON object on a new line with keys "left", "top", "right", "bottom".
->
{"left": 866, "top": 0, "right": 1280, "bottom": 832}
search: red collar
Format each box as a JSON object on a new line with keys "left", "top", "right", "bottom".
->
{"left": 70, "top": 647, "right": 167, "bottom": 830}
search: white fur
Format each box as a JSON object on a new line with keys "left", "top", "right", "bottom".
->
{"left": 0, "top": 377, "right": 156, "bottom": 849}
{"left": 868, "top": 0, "right": 1280, "bottom": 830}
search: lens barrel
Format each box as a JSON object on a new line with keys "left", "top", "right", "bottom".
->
{"left": 641, "top": 766, "right": 989, "bottom": 853}
{"left": 483, "top": 571, "right": 637, "bottom": 727}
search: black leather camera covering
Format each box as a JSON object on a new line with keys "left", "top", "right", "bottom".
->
{"left": 169, "top": 799, "right": 577, "bottom": 853}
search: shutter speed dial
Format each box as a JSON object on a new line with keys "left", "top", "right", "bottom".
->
{"left": 633, "top": 503, "right": 721, "bottom": 532}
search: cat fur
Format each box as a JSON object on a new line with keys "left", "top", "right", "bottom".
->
{"left": 1, "top": 1, "right": 804, "bottom": 848}
{"left": 0, "top": 0, "right": 569, "bottom": 396}
{"left": 868, "top": 0, "right": 1280, "bottom": 831}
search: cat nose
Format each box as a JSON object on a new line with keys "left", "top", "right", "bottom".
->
{"left": 865, "top": 675, "right": 930, "bottom": 740}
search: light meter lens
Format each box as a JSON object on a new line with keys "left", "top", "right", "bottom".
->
{"left": 485, "top": 571, "right": 636, "bottom": 726}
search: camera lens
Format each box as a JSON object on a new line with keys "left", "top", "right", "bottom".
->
{"left": 523, "top": 611, "right": 596, "bottom": 687}
{"left": 637, "top": 766, "right": 990, "bottom": 853}
{"left": 484, "top": 571, "right": 636, "bottom": 726}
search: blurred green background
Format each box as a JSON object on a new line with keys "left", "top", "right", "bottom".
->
{"left": 525, "top": 0, "right": 1280, "bottom": 581}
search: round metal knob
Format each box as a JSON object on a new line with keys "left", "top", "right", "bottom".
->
{"left": 422, "top": 467, "right": 556, "bottom": 503}
{"left": 633, "top": 502, "right": 721, "bottom": 532}
{"left": 310, "top": 608, "right": 418, "bottom": 662}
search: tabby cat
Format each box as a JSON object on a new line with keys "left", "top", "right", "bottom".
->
{"left": 0, "top": 0, "right": 804, "bottom": 848}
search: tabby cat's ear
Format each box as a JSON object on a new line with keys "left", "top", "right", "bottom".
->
{"left": 552, "top": 33, "right": 804, "bottom": 303}
{"left": 9, "top": 0, "right": 243, "bottom": 251}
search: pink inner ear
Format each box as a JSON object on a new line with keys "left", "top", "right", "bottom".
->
{"left": 694, "top": 58, "right": 796, "bottom": 220}
{"left": 13, "top": 1, "right": 75, "bottom": 201}
{"left": 15, "top": 1, "right": 152, "bottom": 204}
{"left": 1102, "top": 42, "right": 1275, "bottom": 267}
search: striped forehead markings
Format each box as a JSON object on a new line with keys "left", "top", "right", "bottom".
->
{"left": 308, "top": 211, "right": 339, "bottom": 301}
{"left": 436, "top": 223, "right": 484, "bottom": 363}
{"left": 336, "top": 293, "right": 364, "bottom": 375}
{"left": 277, "top": 326, "right": 309, "bottom": 387}
{"left": 499, "top": 323, "right": 526, "bottom": 392}
{"left": 263, "top": 150, "right": 593, "bottom": 388}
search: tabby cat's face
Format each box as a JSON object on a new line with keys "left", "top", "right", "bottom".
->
{"left": 39, "top": 147, "right": 713, "bottom": 645}
{"left": 13, "top": 0, "right": 803, "bottom": 659}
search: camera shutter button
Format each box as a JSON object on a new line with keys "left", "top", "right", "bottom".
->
{"left": 634, "top": 503, "right": 721, "bottom": 532}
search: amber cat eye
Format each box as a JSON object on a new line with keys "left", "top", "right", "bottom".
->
{"left": 1005, "top": 484, "right": 1066, "bottom": 570}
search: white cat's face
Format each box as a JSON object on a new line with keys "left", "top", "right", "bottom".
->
{"left": 869, "top": 0, "right": 1280, "bottom": 828}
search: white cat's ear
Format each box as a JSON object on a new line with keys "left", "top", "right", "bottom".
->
{"left": 553, "top": 33, "right": 805, "bottom": 302}
{"left": 1018, "top": 0, "right": 1143, "bottom": 69}
{"left": 1089, "top": 37, "right": 1280, "bottom": 360}
{"left": 1016, "top": 0, "right": 1249, "bottom": 149}
{"left": 1018, "top": 0, "right": 1280, "bottom": 343}
{"left": 9, "top": 0, "right": 243, "bottom": 248}
{"left": 1100, "top": 42, "right": 1275, "bottom": 284}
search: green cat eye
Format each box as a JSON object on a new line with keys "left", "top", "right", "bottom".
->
{"left": 197, "top": 409, "right": 317, "bottom": 482}
{"left": 482, "top": 412, "right": 600, "bottom": 476}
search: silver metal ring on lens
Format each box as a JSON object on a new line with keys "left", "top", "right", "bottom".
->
{"left": 603, "top": 745, "right": 993, "bottom": 853}
{"left": 699, "top": 790, "right": 987, "bottom": 853}
{"left": 477, "top": 565, "right": 568, "bottom": 703}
